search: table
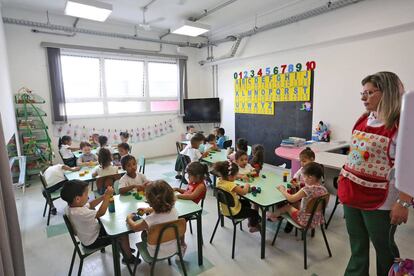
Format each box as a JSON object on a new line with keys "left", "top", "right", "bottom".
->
{"left": 64, "top": 165, "right": 125, "bottom": 182}
{"left": 201, "top": 150, "right": 227, "bottom": 164}
{"left": 235, "top": 171, "right": 288, "bottom": 259}
{"left": 73, "top": 148, "right": 119, "bottom": 159}
{"left": 99, "top": 194, "right": 203, "bottom": 276}
{"left": 315, "top": 151, "right": 347, "bottom": 170}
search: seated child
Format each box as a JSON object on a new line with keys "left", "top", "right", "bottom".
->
{"left": 204, "top": 134, "right": 219, "bottom": 152}
{"left": 267, "top": 162, "right": 328, "bottom": 228}
{"left": 120, "top": 131, "right": 130, "bottom": 144}
{"left": 216, "top": 128, "right": 226, "bottom": 149}
{"left": 174, "top": 161, "right": 207, "bottom": 204}
{"left": 61, "top": 181, "right": 135, "bottom": 264}
{"left": 235, "top": 150, "right": 256, "bottom": 180}
{"left": 249, "top": 144, "right": 265, "bottom": 175}
{"left": 118, "top": 155, "right": 149, "bottom": 195}
{"left": 127, "top": 180, "right": 182, "bottom": 258}
{"left": 228, "top": 138, "right": 248, "bottom": 161}
{"left": 291, "top": 147, "right": 315, "bottom": 188}
{"left": 93, "top": 148, "right": 119, "bottom": 193}
{"left": 180, "top": 134, "right": 209, "bottom": 162}
{"left": 77, "top": 142, "right": 98, "bottom": 166}
{"left": 97, "top": 135, "right": 113, "bottom": 154}
{"left": 59, "top": 135, "right": 78, "bottom": 167}
{"left": 214, "top": 160, "right": 261, "bottom": 232}
{"left": 212, "top": 126, "right": 219, "bottom": 138}
{"left": 185, "top": 125, "right": 196, "bottom": 140}
{"left": 117, "top": 143, "right": 130, "bottom": 160}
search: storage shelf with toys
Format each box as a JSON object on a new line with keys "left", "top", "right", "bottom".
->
{"left": 15, "top": 87, "right": 53, "bottom": 177}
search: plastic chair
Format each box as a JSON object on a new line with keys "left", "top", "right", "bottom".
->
{"left": 133, "top": 219, "right": 187, "bottom": 276}
{"left": 96, "top": 174, "right": 121, "bottom": 195}
{"left": 138, "top": 156, "right": 146, "bottom": 174}
{"left": 325, "top": 177, "right": 341, "bottom": 229}
{"left": 210, "top": 188, "right": 247, "bottom": 259}
{"left": 271, "top": 194, "right": 332, "bottom": 269}
{"left": 178, "top": 154, "right": 191, "bottom": 188}
{"left": 39, "top": 171, "right": 61, "bottom": 226}
{"left": 223, "top": 140, "right": 233, "bottom": 149}
{"left": 63, "top": 215, "right": 110, "bottom": 276}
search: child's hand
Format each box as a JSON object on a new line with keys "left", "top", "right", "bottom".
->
{"left": 143, "top": 181, "right": 150, "bottom": 187}
{"left": 244, "top": 183, "right": 250, "bottom": 190}
{"left": 277, "top": 185, "right": 286, "bottom": 193}
{"left": 104, "top": 186, "right": 114, "bottom": 197}
{"left": 290, "top": 178, "right": 298, "bottom": 186}
{"left": 242, "top": 175, "right": 249, "bottom": 181}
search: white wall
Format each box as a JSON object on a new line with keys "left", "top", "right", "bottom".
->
{"left": 199, "top": 0, "right": 414, "bottom": 144}
{"left": 2, "top": 7, "right": 211, "bottom": 159}
{"left": 0, "top": 5, "right": 17, "bottom": 143}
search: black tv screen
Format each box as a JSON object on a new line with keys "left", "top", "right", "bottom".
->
{"left": 183, "top": 98, "right": 221, "bottom": 123}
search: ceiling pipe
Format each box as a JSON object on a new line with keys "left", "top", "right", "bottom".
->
{"left": 2, "top": 17, "right": 203, "bottom": 48}
{"left": 31, "top": 29, "right": 76, "bottom": 37}
{"left": 199, "top": 36, "right": 242, "bottom": 65}
{"left": 189, "top": 0, "right": 238, "bottom": 22}
{"left": 203, "top": 0, "right": 365, "bottom": 48}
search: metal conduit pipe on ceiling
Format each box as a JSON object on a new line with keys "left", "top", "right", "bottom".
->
{"left": 199, "top": 0, "right": 365, "bottom": 64}
{"left": 2, "top": 17, "right": 203, "bottom": 48}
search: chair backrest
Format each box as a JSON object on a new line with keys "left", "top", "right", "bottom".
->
{"left": 138, "top": 156, "right": 146, "bottom": 174}
{"left": 223, "top": 140, "right": 233, "bottom": 149}
{"left": 305, "top": 193, "right": 330, "bottom": 214}
{"left": 180, "top": 154, "right": 191, "bottom": 168}
{"left": 96, "top": 174, "right": 121, "bottom": 194}
{"left": 63, "top": 214, "right": 83, "bottom": 255}
{"left": 175, "top": 141, "right": 183, "bottom": 154}
{"left": 147, "top": 218, "right": 187, "bottom": 245}
{"left": 39, "top": 171, "right": 48, "bottom": 190}
{"left": 216, "top": 188, "right": 236, "bottom": 207}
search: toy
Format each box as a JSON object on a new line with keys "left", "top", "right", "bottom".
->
{"left": 108, "top": 196, "right": 115, "bottom": 213}
{"left": 261, "top": 174, "right": 266, "bottom": 179}
{"left": 312, "top": 121, "right": 331, "bottom": 142}
{"left": 250, "top": 186, "right": 262, "bottom": 197}
{"left": 133, "top": 193, "right": 142, "bottom": 200}
{"left": 283, "top": 172, "right": 289, "bottom": 182}
{"left": 131, "top": 213, "right": 141, "bottom": 221}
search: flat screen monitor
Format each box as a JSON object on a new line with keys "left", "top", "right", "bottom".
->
{"left": 183, "top": 98, "right": 220, "bottom": 123}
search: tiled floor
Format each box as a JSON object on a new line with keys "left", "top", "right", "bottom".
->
{"left": 15, "top": 155, "right": 414, "bottom": 276}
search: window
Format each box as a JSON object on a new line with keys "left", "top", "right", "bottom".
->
{"left": 60, "top": 52, "right": 180, "bottom": 117}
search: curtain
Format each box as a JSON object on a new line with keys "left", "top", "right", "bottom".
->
{"left": 178, "top": 58, "right": 188, "bottom": 116}
{"left": 46, "top": 47, "right": 67, "bottom": 123}
{"left": 0, "top": 115, "right": 25, "bottom": 276}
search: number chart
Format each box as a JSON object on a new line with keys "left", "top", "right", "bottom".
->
{"left": 233, "top": 61, "right": 315, "bottom": 115}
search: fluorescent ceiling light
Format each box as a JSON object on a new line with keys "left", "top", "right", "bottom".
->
{"left": 171, "top": 21, "right": 210, "bottom": 37}
{"left": 65, "top": 0, "right": 112, "bottom": 22}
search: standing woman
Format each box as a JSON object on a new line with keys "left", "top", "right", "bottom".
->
{"left": 338, "top": 71, "right": 413, "bottom": 276}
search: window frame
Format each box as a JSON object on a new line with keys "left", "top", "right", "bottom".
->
{"left": 60, "top": 50, "right": 179, "bottom": 119}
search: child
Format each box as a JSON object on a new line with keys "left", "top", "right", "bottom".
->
{"left": 180, "top": 134, "right": 209, "bottom": 162}
{"left": 92, "top": 148, "right": 118, "bottom": 177}
{"left": 59, "top": 135, "right": 78, "bottom": 167}
{"left": 267, "top": 162, "right": 328, "bottom": 228}
{"left": 214, "top": 160, "right": 261, "bottom": 232}
{"left": 120, "top": 131, "right": 130, "bottom": 144}
{"left": 185, "top": 125, "right": 196, "bottom": 140}
{"left": 235, "top": 151, "right": 256, "bottom": 180}
{"left": 118, "top": 155, "right": 149, "bottom": 195}
{"left": 228, "top": 138, "right": 248, "bottom": 161}
{"left": 117, "top": 143, "right": 130, "bottom": 160}
{"left": 77, "top": 142, "right": 98, "bottom": 166}
{"left": 174, "top": 161, "right": 207, "bottom": 204}
{"left": 291, "top": 147, "right": 315, "bottom": 188}
{"left": 126, "top": 180, "right": 182, "bottom": 258}
{"left": 216, "top": 128, "right": 226, "bottom": 149}
{"left": 212, "top": 126, "right": 220, "bottom": 138}
{"left": 204, "top": 134, "right": 219, "bottom": 152}
{"left": 250, "top": 144, "right": 265, "bottom": 175}
{"left": 97, "top": 135, "right": 113, "bottom": 154}
{"left": 61, "top": 180, "right": 135, "bottom": 264}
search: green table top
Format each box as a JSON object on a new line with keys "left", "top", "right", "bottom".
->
{"left": 73, "top": 148, "right": 119, "bottom": 158}
{"left": 201, "top": 150, "right": 227, "bottom": 164}
{"left": 235, "top": 172, "right": 288, "bottom": 207}
{"left": 64, "top": 165, "right": 125, "bottom": 182}
{"left": 100, "top": 194, "right": 202, "bottom": 237}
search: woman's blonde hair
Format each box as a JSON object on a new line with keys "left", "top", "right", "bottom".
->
{"left": 361, "top": 71, "right": 404, "bottom": 129}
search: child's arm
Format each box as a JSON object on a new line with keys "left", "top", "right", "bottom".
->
{"left": 236, "top": 174, "right": 249, "bottom": 181}
{"left": 126, "top": 215, "right": 149, "bottom": 232}
{"left": 277, "top": 185, "right": 306, "bottom": 203}
{"left": 177, "top": 184, "right": 206, "bottom": 201}
{"left": 88, "top": 196, "right": 104, "bottom": 209}
{"left": 62, "top": 165, "right": 81, "bottom": 172}
{"left": 95, "top": 186, "right": 114, "bottom": 218}
{"left": 174, "top": 188, "right": 186, "bottom": 194}
{"left": 119, "top": 184, "right": 144, "bottom": 195}
{"left": 68, "top": 146, "right": 80, "bottom": 151}
{"left": 233, "top": 183, "right": 249, "bottom": 196}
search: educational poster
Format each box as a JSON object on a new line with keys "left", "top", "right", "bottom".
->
{"left": 233, "top": 61, "right": 315, "bottom": 115}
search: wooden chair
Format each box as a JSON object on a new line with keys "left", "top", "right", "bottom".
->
{"left": 271, "top": 194, "right": 332, "bottom": 269}
{"left": 138, "top": 156, "right": 146, "bottom": 174}
{"left": 210, "top": 188, "right": 247, "bottom": 259}
{"left": 223, "top": 140, "right": 232, "bottom": 149}
{"left": 133, "top": 219, "right": 187, "bottom": 276}
{"left": 63, "top": 215, "right": 110, "bottom": 276}
{"left": 39, "top": 171, "right": 61, "bottom": 226}
{"left": 325, "top": 177, "right": 341, "bottom": 229}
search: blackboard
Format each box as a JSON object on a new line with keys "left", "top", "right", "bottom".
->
{"left": 235, "top": 73, "right": 314, "bottom": 167}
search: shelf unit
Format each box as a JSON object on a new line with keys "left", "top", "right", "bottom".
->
{"left": 15, "top": 87, "right": 53, "bottom": 177}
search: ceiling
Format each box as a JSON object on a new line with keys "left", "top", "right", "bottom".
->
{"left": 1, "top": 0, "right": 332, "bottom": 39}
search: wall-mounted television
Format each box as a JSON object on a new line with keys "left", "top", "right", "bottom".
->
{"left": 183, "top": 98, "right": 221, "bottom": 123}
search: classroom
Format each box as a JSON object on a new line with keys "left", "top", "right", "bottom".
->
{"left": 0, "top": 0, "right": 413, "bottom": 275}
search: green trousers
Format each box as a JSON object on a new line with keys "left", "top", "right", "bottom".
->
{"left": 343, "top": 205, "right": 397, "bottom": 276}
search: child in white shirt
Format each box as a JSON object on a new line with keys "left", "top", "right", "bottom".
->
{"left": 77, "top": 142, "right": 98, "bottom": 166}
{"left": 93, "top": 148, "right": 119, "bottom": 194}
{"left": 43, "top": 164, "right": 80, "bottom": 193}
{"left": 59, "top": 135, "right": 78, "bottom": 167}
{"left": 235, "top": 150, "right": 255, "bottom": 180}
{"left": 185, "top": 125, "right": 196, "bottom": 140}
{"left": 204, "top": 134, "right": 219, "bottom": 152}
{"left": 61, "top": 180, "right": 135, "bottom": 264}
{"left": 118, "top": 155, "right": 149, "bottom": 195}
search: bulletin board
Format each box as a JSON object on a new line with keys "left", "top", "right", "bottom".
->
{"left": 234, "top": 61, "right": 315, "bottom": 166}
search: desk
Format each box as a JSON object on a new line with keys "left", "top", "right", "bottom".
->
{"left": 201, "top": 150, "right": 227, "bottom": 164}
{"left": 235, "top": 172, "right": 288, "bottom": 259}
{"left": 64, "top": 165, "right": 125, "bottom": 182}
{"left": 100, "top": 194, "right": 203, "bottom": 276}
{"left": 315, "top": 152, "right": 347, "bottom": 170}
{"left": 73, "top": 148, "right": 119, "bottom": 159}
